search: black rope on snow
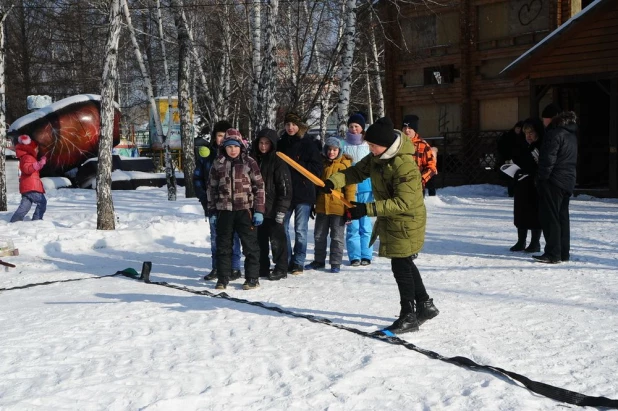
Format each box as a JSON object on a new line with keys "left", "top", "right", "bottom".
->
{"left": 0, "top": 272, "right": 124, "bottom": 292}
{"left": 118, "top": 273, "right": 618, "bottom": 409}
{"left": 2, "top": 268, "right": 617, "bottom": 408}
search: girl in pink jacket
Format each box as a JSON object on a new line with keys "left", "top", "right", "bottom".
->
{"left": 10, "top": 135, "right": 47, "bottom": 222}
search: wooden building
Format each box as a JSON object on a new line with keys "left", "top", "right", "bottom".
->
{"left": 383, "top": 0, "right": 594, "bottom": 136}
{"left": 502, "top": 0, "right": 618, "bottom": 196}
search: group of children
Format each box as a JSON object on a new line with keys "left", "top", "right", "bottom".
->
{"left": 8, "top": 111, "right": 439, "bottom": 334}
{"left": 198, "top": 113, "right": 439, "bottom": 334}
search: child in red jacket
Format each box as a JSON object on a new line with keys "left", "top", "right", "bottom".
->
{"left": 10, "top": 135, "right": 47, "bottom": 222}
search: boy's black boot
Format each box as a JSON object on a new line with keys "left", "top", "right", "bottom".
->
{"left": 525, "top": 229, "right": 542, "bottom": 253}
{"left": 385, "top": 300, "right": 419, "bottom": 334}
{"left": 510, "top": 228, "right": 527, "bottom": 251}
{"left": 215, "top": 276, "right": 229, "bottom": 290}
{"left": 416, "top": 298, "right": 439, "bottom": 326}
{"left": 204, "top": 269, "right": 217, "bottom": 281}
{"left": 268, "top": 268, "right": 287, "bottom": 281}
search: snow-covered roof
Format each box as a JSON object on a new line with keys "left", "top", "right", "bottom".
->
{"left": 8, "top": 94, "right": 121, "bottom": 132}
{"left": 501, "top": 0, "right": 604, "bottom": 75}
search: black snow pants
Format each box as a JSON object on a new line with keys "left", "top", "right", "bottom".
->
{"left": 216, "top": 210, "right": 260, "bottom": 280}
{"left": 257, "top": 217, "right": 288, "bottom": 274}
{"left": 391, "top": 256, "right": 430, "bottom": 305}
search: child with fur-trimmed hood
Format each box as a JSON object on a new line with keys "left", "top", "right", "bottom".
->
{"left": 207, "top": 129, "right": 265, "bottom": 290}
{"left": 10, "top": 135, "right": 48, "bottom": 222}
{"left": 305, "top": 137, "right": 356, "bottom": 273}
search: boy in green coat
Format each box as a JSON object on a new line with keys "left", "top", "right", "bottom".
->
{"left": 323, "top": 117, "right": 439, "bottom": 334}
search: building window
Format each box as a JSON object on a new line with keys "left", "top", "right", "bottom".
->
{"left": 424, "top": 65, "right": 456, "bottom": 85}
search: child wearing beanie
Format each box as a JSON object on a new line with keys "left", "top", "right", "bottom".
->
{"left": 401, "top": 114, "right": 437, "bottom": 195}
{"left": 342, "top": 113, "right": 374, "bottom": 266}
{"left": 10, "top": 135, "right": 48, "bottom": 223}
{"left": 324, "top": 117, "right": 439, "bottom": 334}
{"left": 207, "top": 129, "right": 266, "bottom": 291}
{"left": 305, "top": 137, "right": 356, "bottom": 273}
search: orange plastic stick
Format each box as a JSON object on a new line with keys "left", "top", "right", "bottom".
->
{"left": 276, "top": 151, "right": 355, "bottom": 208}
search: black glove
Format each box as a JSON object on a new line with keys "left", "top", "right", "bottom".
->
{"left": 310, "top": 205, "right": 316, "bottom": 220}
{"left": 320, "top": 180, "right": 335, "bottom": 194}
{"left": 348, "top": 201, "right": 368, "bottom": 220}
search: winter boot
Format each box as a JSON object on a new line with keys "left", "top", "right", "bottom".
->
{"left": 242, "top": 278, "right": 260, "bottom": 290}
{"left": 360, "top": 259, "right": 371, "bottom": 266}
{"left": 416, "top": 299, "right": 439, "bottom": 326}
{"left": 304, "top": 261, "right": 325, "bottom": 270}
{"left": 509, "top": 228, "right": 527, "bottom": 251}
{"left": 215, "top": 277, "right": 229, "bottom": 290}
{"left": 385, "top": 300, "right": 419, "bottom": 334}
{"left": 268, "top": 268, "right": 287, "bottom": 281}
{"left": 230, "top": 269, "right": 242, "bottom": 281}
{"left": 204, "top": 269, "right": 217, "bottom": 281}
{"left": 525, "top": 229, "right": 542, "bottom": 253}
{"left": 289, "top": 263, "right": 304, "bottom": 275}
{"left": 350, "top": 259, "right": 361, "bottom": 267}
{"left": 330, "top": 264, "right": 341, "bottom": 273}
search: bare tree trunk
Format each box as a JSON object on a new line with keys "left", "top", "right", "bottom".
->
{"left": 250, "top": 0, "right": 261, "bottom": 133}
{"left": 0, "top": 6, "right": 13, "bottom": 212}
{"left": 364, "top": 53, "right": 373, "bottom": 125}
{"left": 97, "top": 0, "right": 122, "bottom": 231}
{"left": 176, "top": 3, "right": 215, "bottom": 123}
{"left": 121, "top": 0, "right": 177, "bottom": 200}
{"left": 368, "top": 12, "right": 384, "bottom": 119}
{"left": 173, "top": 0, "right": 195, "bottom": 198}
{"left": 253, "top": 0, "right": 278, "bottom": 133}
{"left": 155, "top": 0, "right": 177, "bottom": 201}
{"left": 337, "top": 0, "right": 357, "bottom": 136}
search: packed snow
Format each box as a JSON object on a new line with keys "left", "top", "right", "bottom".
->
{"left": 1, "top": 184, "right": 617, "bottom": 410}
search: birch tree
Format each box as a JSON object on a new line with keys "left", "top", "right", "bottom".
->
{"left": 154, "top": 0, "right": 177, "bottom": 200}
{"left": 0, "top": 6, "right": 13, "bottom": 212}
{"left": 121, "top": 0, "right": 176, "bottom": 200}
{"left": 97, "top": 0, "right": 122, "bottom": 231}
{"left": 172, "top": 0, "right": 195, "bottom": 198}
{"left": 337, "top": 0, "right": 357, "bottom": 136}
{"left": 368, "top": 11, "right": 384, "bottom": 119}
{"left": 253, "top": 0, "right": 279, "bottom": 132}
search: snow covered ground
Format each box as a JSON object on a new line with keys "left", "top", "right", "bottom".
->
{"left": 1, "top": 184, "right": 617, "bottom": 410}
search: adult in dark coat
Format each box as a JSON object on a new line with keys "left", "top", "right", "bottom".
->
{"left": 497, "top": 121, "right": 524, "bottom": 197}
{"left": 509, "top": 118, "right": 544, "bottom": 252}
{"left": 252, "top": 128, "right": 293, "bottom": 281}
{"left": 277, "top": 112, "right": 324, "bottom": 274}
{"left": 534, "top": 111, "right": 578, "bottom": 264}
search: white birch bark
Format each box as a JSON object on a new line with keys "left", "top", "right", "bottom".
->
{"left": 368, "top": 12, "right": 384, "bottom": 119}
{"left": 337, "top": 0, "right": 357, "bottom": 136}
{"left": 364, "top": 53, "right": 373, "bottom": 125}
{"left": 250, "top": 0, "right": 261, "bottom": 131}
{"left": 172, "top": 0, "right": 196, "bottom": 198}
{"left": 156, "top": 0, "right": 177, "bottom": 201}
{"left": 285, "top": 6, "right": 297, "bottom": 94}
{"left": 254, "top": 0, "right": 278, "bottom": 132}
{"left": 0, "top": 6, "right": 13, "bottom": 212}
{"left": 176, "top": 5, "right": 215, "bottom": 122}
{"left": 97, "top": 0, "right": 122, "bottom": 230}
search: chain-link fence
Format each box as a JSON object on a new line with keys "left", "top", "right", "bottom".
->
{"left": 426, "top": 130, "right": 508, "bottom": 188}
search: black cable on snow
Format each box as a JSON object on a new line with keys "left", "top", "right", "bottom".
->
{"left": 2, "top": 267, "right": 617, "bottom": 408}
{"left": 0, "top": 272, "right": 123, "bottom": 292}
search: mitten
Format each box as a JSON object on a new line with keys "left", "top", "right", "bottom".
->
{"left": 275, "top": 212, "right": 285, "bottom": 224}
{"left": 310, "top": 205, "right": 316, "bottom": 220}
{"left": 253, "top": 212, "right": 264, "bottom": 226}
{"left": 320, "top": 180, "right": 335, "bottom": 194}
{"left": 348, "top": 201, "right": 368, "bottom": 220}
{"left": 33, "top": 156, "right": 47, "bottom": 171}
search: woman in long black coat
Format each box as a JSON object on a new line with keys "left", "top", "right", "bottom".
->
{"left": 509, "top": 118, "right": 544, "bottom": 252}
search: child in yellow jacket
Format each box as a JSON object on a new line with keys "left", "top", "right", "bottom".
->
{"left": 305, "top": 137, "right": 356, "bottom": 273}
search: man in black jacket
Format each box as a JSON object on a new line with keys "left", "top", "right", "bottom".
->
{"left": 277, "top": 112, "right": 324, "bottom": 274}
{"left": 533, "top": 111, "right": 578, "bottom": 264}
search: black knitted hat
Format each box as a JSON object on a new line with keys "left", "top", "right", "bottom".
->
{"left": 541, "top": 103, "right": 561, "bottom": 119}
{"left": 402, "top": 114, "right": 419, "bottom": 132}
{"left": 364, "top": 117, "right": 396, "bottom": 148}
